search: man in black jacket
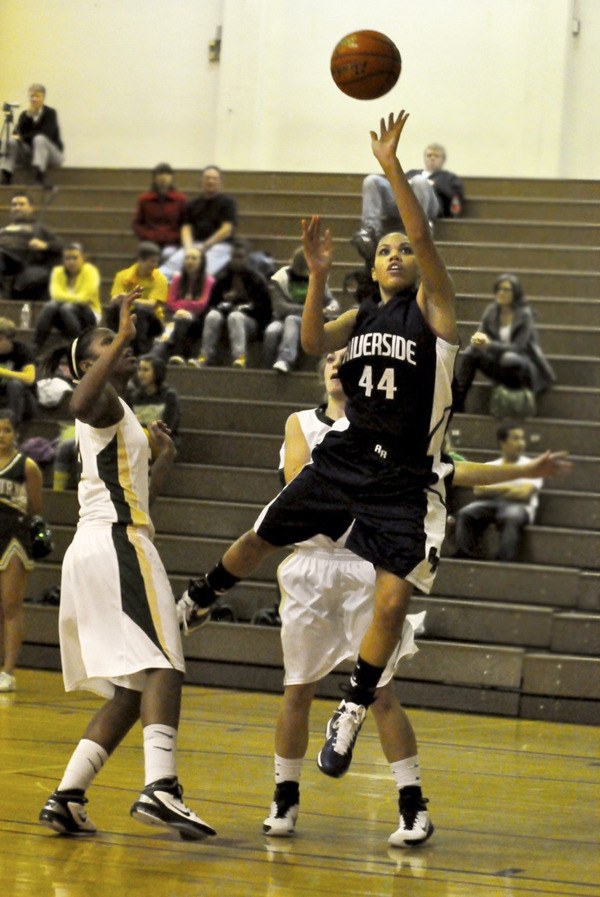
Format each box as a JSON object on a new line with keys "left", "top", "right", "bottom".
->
{"left": 1, "top": 84, "right": 64, "bottom": 186}
{"left": 352, "top": 142, "right": 464, "bottom": 259}
{"left": 0, "top": 193, "right": 62, "bottom": 300}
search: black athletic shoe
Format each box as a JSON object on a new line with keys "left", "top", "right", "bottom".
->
{"left": 130, "top": 777, "right": 216, "bottom": 841}
{"left": 39, "top": 789, "right": 97, "bottom": 835}
{"left": 388, "top": 786, "right": 434, "bottom": 847}
{"left": 263, "top": 781, "right": 300, "bottom": 837}
{"left": 350, "top": 226, "right": 379, "bottom": 263}
{"left": 176, "top": 575, "right": 218, "bottom": 633}
{"left": 317, "top": 699, "right": 367, "bottom": 778}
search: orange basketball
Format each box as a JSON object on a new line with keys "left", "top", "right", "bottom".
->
{"left": 330, "top": 30, "right": 401, "bottom": 100}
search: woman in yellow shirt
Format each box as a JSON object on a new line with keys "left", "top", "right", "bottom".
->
{"left": 33, "top": 243, "right": 101, "bottom": 355}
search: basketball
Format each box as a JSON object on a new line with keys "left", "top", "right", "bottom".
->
{"left": 330, "top": 30, "right": 401, "bottom": 101}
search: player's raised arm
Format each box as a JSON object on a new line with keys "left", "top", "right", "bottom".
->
{"left": 300, "top": 216, "right": 357, "bottom": 355}
{"left": 371, "top": 112, "right": 457, "bottom": 344}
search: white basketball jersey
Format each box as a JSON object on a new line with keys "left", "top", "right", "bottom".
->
{"left": 280, "top": 407, "right": 351, "bottom": 552}
{"left": 76, "top": 398, "right": 152, "bottom": 531}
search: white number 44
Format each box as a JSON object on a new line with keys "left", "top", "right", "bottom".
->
{"left": 358, "top": 365, "right": 397, "bottom": 399}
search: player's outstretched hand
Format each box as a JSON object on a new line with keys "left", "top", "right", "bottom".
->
{"left": 370, "top": 110, "right": 410, "bottom": 168}
{"left": 116, "top": 286, "right": 142, "bottom": 343}
{"left": 528, "top": 450, "right": 572, "bottom": 479}
{"left": 148, "top": 419, "right": 176, "bottom": 459}
{"left": 301, "top": 215, "right": 333, "bottom": 278}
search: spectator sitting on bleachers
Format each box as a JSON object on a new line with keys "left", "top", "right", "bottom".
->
{"left": 0, "top": 84, "right": 64, "bottom": 187}
{"left": 132, "top": 163, "right": 187, "bottom": 265}
{"left": 192, "top": 239, "right": 272, "bottom": 369}
{"left": 0, "top": 192, "right": 62, "bottom": 301}
{"left": 107, "top": 242, "right": 167, "bottom": 355}
{"left": 127, "top": 355, "right": 181, "bottom": 442}
{"left": 453, "top": 423, "right": 543, "bottom": 562}
{"left": 453, "top": 273, "right": 556, "bottom": 413}
{"left": 262, "top": 246, "right": 339, "bottom": 375}
{"left": 33, "top": 242, "right": 101, "bottom": 355}
{"left": 152, "top": 247, "right": 214, "bottom": 365}
{"left": 159, "top": 165, "right": 238, "bottom": 281}
{"left": 352, "top": 141, "right": 464, "bottom": 261}
{"left": 0, "top": 317, "right": 37, "bottom": 425}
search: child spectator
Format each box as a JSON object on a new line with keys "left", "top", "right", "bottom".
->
{"left": 154, "top": 247, "right": 214, "bottom": 364}
{"left": 193, "top": 239, "right": 271, "bottom": 368}
{"left": 263, "top": 247, "right": 339, "bottom": 374}
{"left": 128, "top": 355, "right": 181, "bottom": 441}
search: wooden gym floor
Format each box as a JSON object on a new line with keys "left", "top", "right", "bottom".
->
{"left": 1, "top": 670, "right": 598, "bottom": 897}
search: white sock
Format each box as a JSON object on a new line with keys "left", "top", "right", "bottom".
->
{"left": 58, "top": 739, "right": 108, "bottom": 793}
{"left": 390, "top": 755, "right": 421, "bottom": 790}
{"left": 143, "top": 724, "right": 177, "bottom": 786}
{"left": 274, "top": 754, "right": 304, "bottom": 785}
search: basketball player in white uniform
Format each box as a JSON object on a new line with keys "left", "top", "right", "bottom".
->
{"left": 262, "top": 349, "right": 429, "bottom": 846}
{"left": 39, "top": 289, "right": 216, "bottom": 841}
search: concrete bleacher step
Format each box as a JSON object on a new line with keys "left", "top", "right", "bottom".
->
{"left": 436, "top": 218, "right": 600, "bottom": 247}
{"left": 455, "top": 294, "right": 600, "bottom": 328}
{"left": 410, "top": 595, "right": 554, "bottom": 648}
{"left": 21, "top": 604, "right": 599, "bottom": 723}
{"left": 42, "top": 513, "right": 598, "bottom": 571}
{"left": 550, "top": 612, "right": 600, "bottom": 656}
{"left": 174, "top": 389, "right": 599, "bottom": 438}
{"left": 457, "top": 319, "right": 597, "bottom": 354}
{"left": 450, "top": 414, "right": 599, "bottom": 457}
{"left": 462, "top": 383, "right": 599, "bottom": 421}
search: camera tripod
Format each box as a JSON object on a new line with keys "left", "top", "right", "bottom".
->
{"left": 0, "top": 107, "right": 15, "bottom": 162}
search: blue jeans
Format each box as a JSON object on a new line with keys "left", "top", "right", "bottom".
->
{"left": 200, "top": 308, "right": 258, "bottom": 362}
{"left": 361, "top": 173, "right": 441, "bottom": 232}
{"left": 454, "top": 499, "right": 530, "bottom": 561}
{"left": 159, "top": 242, "right": 232, "bottom": 283}
{"left": 263, "top": 315, "right": 301, "bottom": 367}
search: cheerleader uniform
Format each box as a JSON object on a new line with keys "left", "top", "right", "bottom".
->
{"left": 0, "top": 452, "right": 34, "bottom": 571}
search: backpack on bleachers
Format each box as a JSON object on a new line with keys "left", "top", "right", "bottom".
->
{"left": 489, "top": 384, "right": 536, "bottom": 420}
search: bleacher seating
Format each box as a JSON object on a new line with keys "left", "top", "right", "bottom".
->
{"left": 1, "top": 169, "right": 598, "bottom": 724}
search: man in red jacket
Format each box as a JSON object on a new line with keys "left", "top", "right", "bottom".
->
{"left": 132, "top": 163, "right": 187, "bottom": 265}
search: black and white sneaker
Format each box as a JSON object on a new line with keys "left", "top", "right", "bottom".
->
{"left": 176, "top": 575, "right": 217, "bottom": 634}
{"left": 317, "top": 699, "right": 367, "bottom": 778}
{"left": 39, "top": 789, "right": 97, "bottom": 835}
{"left": 388, "top": 786, "right": 434, "bottom": 848}
{"left": 262, "top": 781, "right": 299, "bottom": 837}
{"left": 350, "top": 226, "right": 379, "bottom": 263}
{"left": 130, "top": 777, "right": 216, "bottom": 841}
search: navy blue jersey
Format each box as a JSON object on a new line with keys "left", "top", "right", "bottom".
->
{"left": 339, "top": 290, "right": 458, "bottom": 458}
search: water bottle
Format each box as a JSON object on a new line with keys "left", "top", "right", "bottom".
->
{"left": 450, "top": 194, "right": 462, "bottom": 217}
{"left": 20, "top": 302, "right": 31, "bottom": 329}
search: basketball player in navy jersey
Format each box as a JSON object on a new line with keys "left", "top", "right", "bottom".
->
{"left": 178, "top": 112, "right": 458, "bottom": 802}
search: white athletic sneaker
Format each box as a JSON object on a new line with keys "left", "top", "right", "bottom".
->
{"left": 130, "top": 777, "right": 216, "bottom": 841}
{"left": 388, "top": 786, "right": 434, "bottom": 848}
{"left": 272, "top": 360, "right": 290, "bottom": 374}
{"left": 317, "top": 700, "right": 367, "bottom": 778}
{"left": 176, "top": 576, "right": 217, "bottom": 633}
{"left": 263, "top": 782, "right": 299, "bottom": 837}
{"left": 0, "top": 671, "right": 15, "bottom": 692}
{"left": 39, "top": 790, "right": 97, "bottom": 835}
